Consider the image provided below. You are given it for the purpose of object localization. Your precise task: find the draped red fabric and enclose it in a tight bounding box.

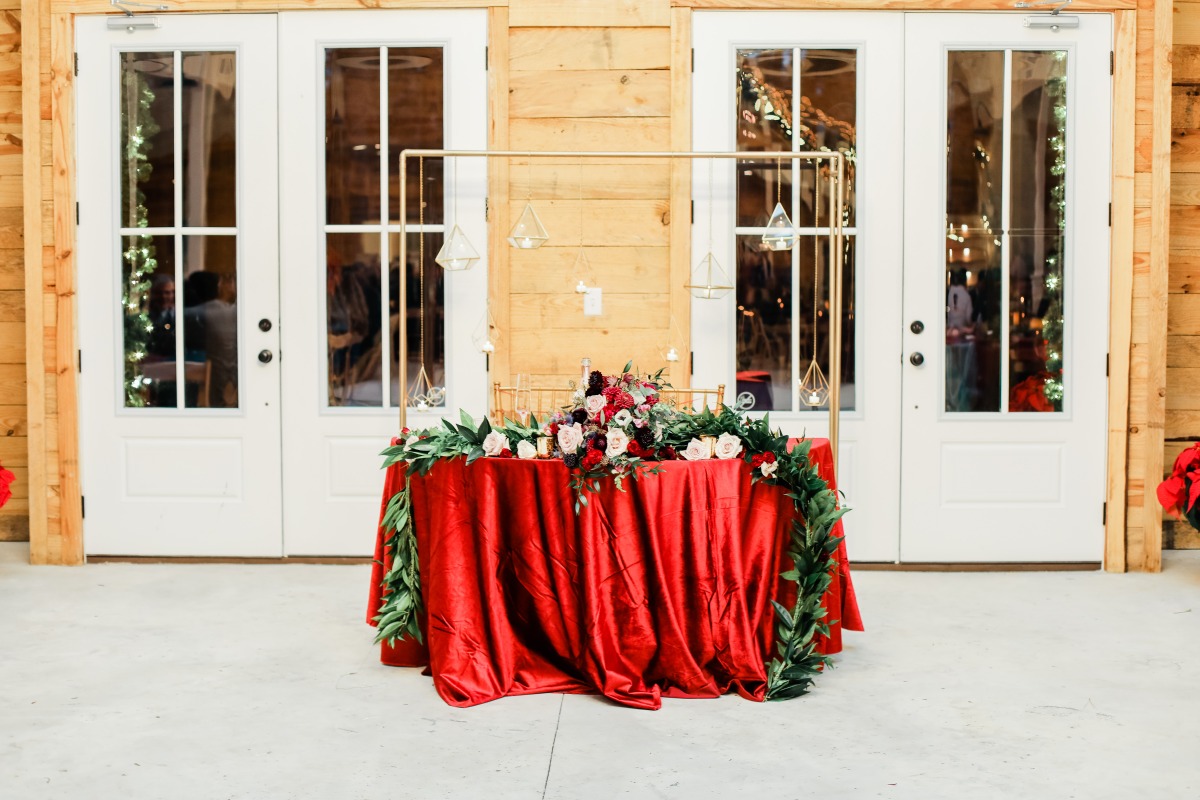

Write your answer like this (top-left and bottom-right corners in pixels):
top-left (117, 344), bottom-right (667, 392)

top-left (367, 439), bottom-right (862, 709)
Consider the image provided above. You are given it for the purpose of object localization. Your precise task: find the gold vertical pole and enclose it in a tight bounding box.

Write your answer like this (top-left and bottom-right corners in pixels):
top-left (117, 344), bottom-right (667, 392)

top-left (398, 152), bottom-right (408, 430)
top-left (828, 153), bottom-right (845, 474)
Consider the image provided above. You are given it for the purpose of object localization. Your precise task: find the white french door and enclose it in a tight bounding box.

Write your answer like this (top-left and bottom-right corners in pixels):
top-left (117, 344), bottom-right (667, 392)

top-left (77, 15), bottom-right (282, 556)
top-left (693, 12), bottom-right (1112, 562)
top-left (900, 14), bottom-right (1111, 562)
top-left (77, 11), bottom-right (487, 557)
top-left (692, 13), bottom-right (906, 562)
top-left (278, 11), bottom-right (487, 556)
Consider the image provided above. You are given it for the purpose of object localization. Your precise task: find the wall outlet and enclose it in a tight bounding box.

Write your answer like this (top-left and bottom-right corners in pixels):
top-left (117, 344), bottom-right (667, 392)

top-left (583, 287), bottom-right (603, 316)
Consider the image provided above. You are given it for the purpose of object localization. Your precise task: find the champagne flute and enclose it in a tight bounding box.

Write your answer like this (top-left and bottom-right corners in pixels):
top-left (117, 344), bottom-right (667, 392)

top-left (515, 373), bottom-right (532, 427)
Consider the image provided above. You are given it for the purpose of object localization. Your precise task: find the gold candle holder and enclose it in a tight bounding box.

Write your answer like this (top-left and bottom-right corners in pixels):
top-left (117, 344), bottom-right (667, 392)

top-left (700, 435), bottom-right (717, 459)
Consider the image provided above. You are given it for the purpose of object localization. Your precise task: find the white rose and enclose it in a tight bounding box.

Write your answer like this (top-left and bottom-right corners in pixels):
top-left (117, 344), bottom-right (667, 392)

top-left (681, 438), bottom-right (710, 461)
top-left (517, 439), bottom-right (537, 460)
top-left (613, 409), bottom-right (633, 426)
top-left (760, 460), bottom-right (778, 478)
top-left (557, 424), bottom-right (584, 454)
top-left (714, 432), bottom-right (743, 460)
top-left (585, 394), bottom-right (607, 418)
top-left (482, 431), bottom-right (508, 457)
top-left (606, 429), bottom-right (630, 459)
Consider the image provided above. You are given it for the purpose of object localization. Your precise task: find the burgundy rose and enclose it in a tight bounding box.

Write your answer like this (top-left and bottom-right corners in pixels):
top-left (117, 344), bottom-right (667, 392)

top-left (571, 408), bottom-right (588, 424)
top-left (592, 434), bottom-right (608, 452)
top-left (634, 426), bottom-right (654, 448)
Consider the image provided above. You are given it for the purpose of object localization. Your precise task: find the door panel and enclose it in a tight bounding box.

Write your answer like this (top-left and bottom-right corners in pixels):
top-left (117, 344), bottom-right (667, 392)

top-left (77, 15), bottom-right (282, 556)
top-left (278, 11), bottom-right (488, 556)
top-left (692, 12), bottom-right (905, 562)
top-left (899, 14), bottom-right (1111, 562)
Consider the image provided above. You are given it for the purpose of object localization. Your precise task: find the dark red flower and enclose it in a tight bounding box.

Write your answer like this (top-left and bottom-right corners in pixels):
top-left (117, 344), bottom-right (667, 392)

top-left (582, 448), bottom-right (604, 469)
top-left (749, 453), bottom-right (766, 469)
top-left (496, 448), bottom-right (514, 459)
top-left (661, 446), bottom-right (677, 460)
top-left (592, 434), bottom-right (608, 452)
top-left (614, 391), bottom-right (636, 410)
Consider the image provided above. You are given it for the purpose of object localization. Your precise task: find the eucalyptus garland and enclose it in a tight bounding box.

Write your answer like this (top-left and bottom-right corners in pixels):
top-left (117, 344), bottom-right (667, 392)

top-left (374, 407), bottom-right (847, 700)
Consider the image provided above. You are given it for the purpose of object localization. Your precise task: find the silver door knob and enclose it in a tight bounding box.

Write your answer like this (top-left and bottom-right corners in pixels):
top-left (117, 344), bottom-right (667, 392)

top-left (909, 352), bottom-right (925, 366)
top-left (258, 349), bottom-right (273, 364)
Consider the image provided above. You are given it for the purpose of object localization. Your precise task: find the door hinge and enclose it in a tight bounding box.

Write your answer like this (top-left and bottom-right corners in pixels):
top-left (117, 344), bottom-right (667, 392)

top-left (81, 495), bottom-right (85, 519)
top-left (689, 351), bottom-right (694, 374)
top-left (1110, 50), bottom-right (1114, 76)
top-left (690, 200), bottom-right (694, 224)
top-left (1102, 501), bottom-right (1107, 525)
top-left (1108, 202), bottom-right (1112, 227)
top-left (74, 52), bottom-right (78, 76)
top-left (691, 48), bottom-right (695, 72)
top-left (484, 46), bottom-right (488, 71)
top-left (77, 349), bottom-right (81, 373)
top-left (76, 202), bottom-right (80, 225)
top-left (484, 197), bottom-right (489, 222)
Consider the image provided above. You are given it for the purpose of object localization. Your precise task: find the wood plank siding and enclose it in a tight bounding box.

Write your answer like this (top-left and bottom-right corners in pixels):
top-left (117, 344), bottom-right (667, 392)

top-left (1, 0), bottom-right (1176, 568)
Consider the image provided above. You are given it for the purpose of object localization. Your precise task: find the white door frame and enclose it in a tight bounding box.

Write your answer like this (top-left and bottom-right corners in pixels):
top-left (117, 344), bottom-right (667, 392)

top-left (76, 14), bottom-right (283, 556)
top-left (692, 11), bottom-right (906, 561)
top-left (899, 13), bottom-right (1112, 562)
top-left (278, 10), bottom-right (488, 556)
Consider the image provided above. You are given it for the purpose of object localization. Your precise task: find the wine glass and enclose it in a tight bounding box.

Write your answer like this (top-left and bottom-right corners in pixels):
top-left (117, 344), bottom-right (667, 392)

top-left (514, 373), bottom-right (532, 427)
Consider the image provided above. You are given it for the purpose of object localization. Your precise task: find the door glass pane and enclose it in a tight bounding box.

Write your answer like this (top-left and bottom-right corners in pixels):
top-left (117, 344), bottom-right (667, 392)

top-left (327, 233), bottom-right (384, 407)
top-left (735, 235), bottom-right (791, 411)
top-left (795, 49), bottom-right (857, 228)
top-left (945, 51), bottom-right (1005, 413)
top-left (182, 236), bottom-right (239, 408)
top-left (395, 231), bottom-right (446, 407)
top-left (737, 50), bottom-right (792, 227)
top-left (181, 52), bottom-right (237, 227)
top-left (389, 48), bottom-right (443, 224)
top-left (325, 48), bottom-right (382, 225)
top-left (799, 234), bottom-right (855, 412)
top-left (119, 52), bottom-right (175, 229)
top-left (1008, 51), bottom-right (1067, 413)
top-left (122, 234), bottom-right (176, 408)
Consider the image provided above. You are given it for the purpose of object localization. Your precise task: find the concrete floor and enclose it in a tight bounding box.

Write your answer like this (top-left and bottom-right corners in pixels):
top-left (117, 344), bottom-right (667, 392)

top-left (2, 543), bottom-right (1199, 800)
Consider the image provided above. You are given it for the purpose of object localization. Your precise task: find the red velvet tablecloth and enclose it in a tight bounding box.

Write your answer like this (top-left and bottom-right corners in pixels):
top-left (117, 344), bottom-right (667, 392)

top-left (367, 438), bottom-right (862, 709)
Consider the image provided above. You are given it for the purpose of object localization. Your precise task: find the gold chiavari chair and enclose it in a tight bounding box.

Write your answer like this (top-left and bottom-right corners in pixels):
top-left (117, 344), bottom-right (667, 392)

top-left (491, 383), bottom-right (724, 424)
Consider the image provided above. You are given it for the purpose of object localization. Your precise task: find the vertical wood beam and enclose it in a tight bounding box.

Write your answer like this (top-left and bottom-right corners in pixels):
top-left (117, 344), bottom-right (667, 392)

top-left (488, 6), bottom-right (511, 391)
top-left (669, 6), bottom-right (692, 386)
top-left (49, 12), bottom-right (80, 565)
top-left (1106, 9), bottom-right (1135, 572)
top-left (1137, 0), bottom-right (1173, 571)
top-left (21, 0), bottom-right (47, 562)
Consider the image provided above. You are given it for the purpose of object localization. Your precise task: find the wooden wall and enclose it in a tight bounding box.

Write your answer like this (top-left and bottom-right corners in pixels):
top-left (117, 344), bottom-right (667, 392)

top-left (492, 0), bottom-right (688, 389)
top-left (10, 0), bottom-right (1175, 567)
top-left (1167, 0), bottom-right (1200, 549)
top-left (0, 1), bottom-right (25, 542)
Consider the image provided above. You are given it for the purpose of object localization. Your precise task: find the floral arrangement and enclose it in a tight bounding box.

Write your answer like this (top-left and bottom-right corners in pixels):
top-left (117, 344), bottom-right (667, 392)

top-left (1157, 443), bottom-right (1200, 532)
top-left (375, 365), bottom-right (848, 701)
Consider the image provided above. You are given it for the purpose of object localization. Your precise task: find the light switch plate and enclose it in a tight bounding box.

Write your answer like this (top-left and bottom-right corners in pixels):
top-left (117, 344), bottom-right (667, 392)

top-left (583, 287), bottom-right (603, 316)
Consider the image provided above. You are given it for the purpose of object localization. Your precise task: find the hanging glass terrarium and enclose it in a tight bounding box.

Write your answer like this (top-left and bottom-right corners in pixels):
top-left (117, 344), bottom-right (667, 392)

top-left (687, 159), bottom-right (733, 300)
top-left (435, 224), bottom-right (480, 271)
top-left (507, 202), bottom-right (549, 249)
top-left (761, 159), bottom-right (796, 251)
top-left (799, 160), bottom-right (827, 408)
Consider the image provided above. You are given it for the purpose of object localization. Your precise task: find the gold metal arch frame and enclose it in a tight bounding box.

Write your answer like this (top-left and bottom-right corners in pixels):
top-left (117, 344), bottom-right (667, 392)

top-left (397, 149), bottom-right (846, 467)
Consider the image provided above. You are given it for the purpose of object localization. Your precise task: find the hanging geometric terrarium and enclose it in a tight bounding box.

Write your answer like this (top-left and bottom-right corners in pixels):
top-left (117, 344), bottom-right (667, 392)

top-left (799, 358), bottom-right (830, 408)
top-left (572, 248), bottom-right (593, 294)
top-left (686, 252), bottom-right (733, 300)
top-left (408, 364), bottom-right (446, 411)
top-left (761, 201), bottom-right (797, 251)
top-left (435, 224), bottom-right (480, 270)
top-left (472, 306), bottom-right (501, 354)
top-left (507, 202), bottom-right (549, 249)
